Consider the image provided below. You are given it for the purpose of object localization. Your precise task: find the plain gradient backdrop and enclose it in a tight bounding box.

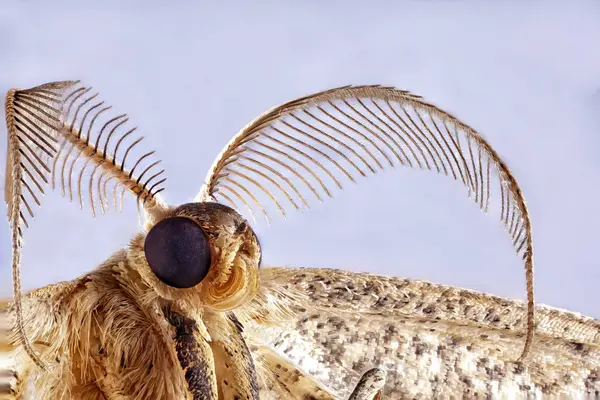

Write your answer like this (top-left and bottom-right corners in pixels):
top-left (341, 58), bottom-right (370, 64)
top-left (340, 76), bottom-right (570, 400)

top-left (1, 1), bottom-right (599, 319)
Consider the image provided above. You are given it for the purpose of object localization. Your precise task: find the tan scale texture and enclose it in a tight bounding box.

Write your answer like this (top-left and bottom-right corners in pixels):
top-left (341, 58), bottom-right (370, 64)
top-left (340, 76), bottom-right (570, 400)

top-left (241, 268), bottom-right (600, 398)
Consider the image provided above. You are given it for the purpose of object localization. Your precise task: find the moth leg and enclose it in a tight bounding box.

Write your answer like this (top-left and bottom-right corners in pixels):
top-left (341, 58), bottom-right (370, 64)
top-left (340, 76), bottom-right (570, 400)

top-left (205, 311), bottom-right (260, 400)
top-left (254, 344), bottom-right (386, 400)
top-left (347, 368), bottom-right (386, 400)
top-left (163, 307), bottom-right (219, 400)
top-left (251, 344), bottom-right (340, 399)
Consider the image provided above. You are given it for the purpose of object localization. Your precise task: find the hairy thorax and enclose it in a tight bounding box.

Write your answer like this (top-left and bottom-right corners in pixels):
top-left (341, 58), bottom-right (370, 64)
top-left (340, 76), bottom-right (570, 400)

top-left (12, 250), bottom-right (183, 399)
top-left (12, 242), bottom-right (258, 399)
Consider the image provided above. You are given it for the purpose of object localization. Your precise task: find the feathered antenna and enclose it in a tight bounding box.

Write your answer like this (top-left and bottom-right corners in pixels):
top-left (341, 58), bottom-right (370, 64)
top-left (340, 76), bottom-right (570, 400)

top-left (200, 85), bottom-right (535, 360)
top-left (4, 81), bottom-right (167, 369)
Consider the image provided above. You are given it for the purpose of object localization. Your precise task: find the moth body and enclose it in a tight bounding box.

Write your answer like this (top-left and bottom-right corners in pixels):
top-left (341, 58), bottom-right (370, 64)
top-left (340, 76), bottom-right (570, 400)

top-left (3, 80), bottom-right (599, 399)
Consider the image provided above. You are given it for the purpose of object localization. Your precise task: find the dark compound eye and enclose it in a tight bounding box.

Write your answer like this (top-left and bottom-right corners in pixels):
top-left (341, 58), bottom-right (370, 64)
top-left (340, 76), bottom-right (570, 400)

top-left (144, 217), bottom-right (211, 289)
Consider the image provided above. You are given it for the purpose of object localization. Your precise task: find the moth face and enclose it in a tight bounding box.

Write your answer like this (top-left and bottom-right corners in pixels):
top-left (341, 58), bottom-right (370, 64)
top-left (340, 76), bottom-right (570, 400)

top-left (131, 202), bottom-right (261, 311)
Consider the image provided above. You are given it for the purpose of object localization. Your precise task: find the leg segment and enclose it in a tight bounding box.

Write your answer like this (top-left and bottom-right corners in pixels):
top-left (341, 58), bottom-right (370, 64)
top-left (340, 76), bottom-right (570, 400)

top-left (347, 368), bottom-right (386, 400)
top-left (253, 344), bottom-right (386, 399)
top-left (206, 312), bottom-right (260, 400)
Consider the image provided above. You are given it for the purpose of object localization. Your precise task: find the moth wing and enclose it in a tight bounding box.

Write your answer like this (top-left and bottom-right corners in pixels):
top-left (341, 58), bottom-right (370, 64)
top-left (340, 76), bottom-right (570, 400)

top-left (237, 267), bottom-right (600, 399)
top-left (1, 280), bottom-right (80, 399)
top-left (1, 299), bottom-right (17, 399)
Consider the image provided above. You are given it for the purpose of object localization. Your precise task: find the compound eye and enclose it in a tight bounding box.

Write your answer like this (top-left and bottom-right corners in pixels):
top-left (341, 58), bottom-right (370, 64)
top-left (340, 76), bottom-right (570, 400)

top-left (144, 217), bottom-right (211, 288)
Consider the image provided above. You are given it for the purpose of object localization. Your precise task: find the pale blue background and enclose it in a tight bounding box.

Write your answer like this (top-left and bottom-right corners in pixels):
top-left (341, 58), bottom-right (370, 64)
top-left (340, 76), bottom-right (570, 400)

top-left (1, 1), bottom-right (599, 318)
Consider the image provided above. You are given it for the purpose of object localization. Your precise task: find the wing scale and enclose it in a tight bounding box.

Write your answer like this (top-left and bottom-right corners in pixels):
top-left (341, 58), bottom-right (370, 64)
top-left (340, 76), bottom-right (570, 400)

top-left (240, 267), bottom-right (600, 398)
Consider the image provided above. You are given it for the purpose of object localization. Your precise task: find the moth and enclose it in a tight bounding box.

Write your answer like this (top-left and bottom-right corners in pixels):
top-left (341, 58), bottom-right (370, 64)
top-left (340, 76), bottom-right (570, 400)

top-left (1, 81), bottom-right (599, 399)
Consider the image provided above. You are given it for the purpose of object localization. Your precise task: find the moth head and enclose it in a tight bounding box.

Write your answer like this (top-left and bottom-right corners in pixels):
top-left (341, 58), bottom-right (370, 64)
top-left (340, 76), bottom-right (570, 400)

top-left (131, 202), bottom-right (261, 311)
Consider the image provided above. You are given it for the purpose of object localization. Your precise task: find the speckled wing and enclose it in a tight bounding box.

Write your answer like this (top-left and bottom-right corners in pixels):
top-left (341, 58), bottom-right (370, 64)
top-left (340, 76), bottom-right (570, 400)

top-left (237, 267), bottom-right (600, 399)
top-left (198, 85), bottom-right (536, 360)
